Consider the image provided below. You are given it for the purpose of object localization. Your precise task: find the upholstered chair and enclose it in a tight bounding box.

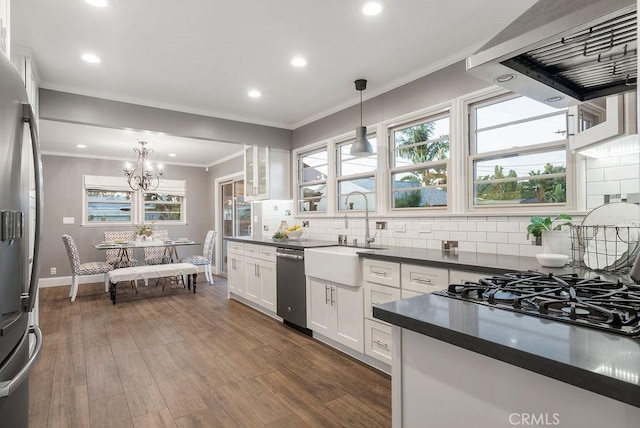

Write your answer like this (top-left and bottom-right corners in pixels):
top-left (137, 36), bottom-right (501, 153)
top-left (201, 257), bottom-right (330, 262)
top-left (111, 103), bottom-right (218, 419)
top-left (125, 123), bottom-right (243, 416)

top-left (180, 230), bottom-right (216, 283)
top-left (144, 229), bottom-right (170, 265)
top-left (62, 234), bottom-right (113, 302)
top-left (104, 230), bottom-right (139, 268)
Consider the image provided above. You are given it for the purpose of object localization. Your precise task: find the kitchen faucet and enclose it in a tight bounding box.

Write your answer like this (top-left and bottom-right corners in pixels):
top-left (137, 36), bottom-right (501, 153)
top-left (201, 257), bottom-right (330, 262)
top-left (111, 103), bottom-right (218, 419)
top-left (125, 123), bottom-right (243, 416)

top-left (344, 191), bottom-right (374, 248)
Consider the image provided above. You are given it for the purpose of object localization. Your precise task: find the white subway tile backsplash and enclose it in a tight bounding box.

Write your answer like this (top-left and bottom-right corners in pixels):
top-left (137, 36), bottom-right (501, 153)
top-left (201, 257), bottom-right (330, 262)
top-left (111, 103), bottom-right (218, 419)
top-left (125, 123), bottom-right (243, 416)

top-left (604, 165), bottom-right (640, 181)
top-left (621, 179), bottom-right (640, 194)
top-left (486, 232), bottom-right (509, 243)
top-left (458, 242), bottom-right (476, 253)
top-left (476, 242), bottom-right (497, 254)
top-left (586, 195), bottom-right (605, 209)
top-left (432, 231), bottom-right (450, 241)
top-left (508, 232), bottom-right (529, 245)
top-left (520, 244), bottom-right (541, 258)
top-left (497, 222), bottom-right (521, 233)
top-left (458, 222), bottom-right (477, 232)
top-left (586, 168), bottom-right (605, 182)
top-left (450, 231), bottom-right (468, 241)
top-left (497, 243), bottom-right (520, 255)
top-left (441, 221), bottom-right (459, 231)
top-left (586, 157), bottom-right (619, 168)
top-left (477, 222), bottom-right (497, 232)
top-left (467, 231), bottom-right (487, 242)
top-left (587, 180), bottom-right (620, 195)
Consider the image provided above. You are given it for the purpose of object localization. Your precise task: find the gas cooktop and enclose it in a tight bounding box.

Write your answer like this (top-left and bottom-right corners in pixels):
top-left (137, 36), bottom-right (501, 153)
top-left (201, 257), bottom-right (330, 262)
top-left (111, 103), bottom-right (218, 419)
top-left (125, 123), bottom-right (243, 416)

top-left (434, 271), bottom-right (640, 337)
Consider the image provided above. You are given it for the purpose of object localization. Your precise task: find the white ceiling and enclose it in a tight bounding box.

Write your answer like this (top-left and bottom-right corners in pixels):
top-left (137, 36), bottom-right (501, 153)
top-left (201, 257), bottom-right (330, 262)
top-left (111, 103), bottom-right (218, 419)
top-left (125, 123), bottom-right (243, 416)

top-left (12, 0), bottom-right (538, 166)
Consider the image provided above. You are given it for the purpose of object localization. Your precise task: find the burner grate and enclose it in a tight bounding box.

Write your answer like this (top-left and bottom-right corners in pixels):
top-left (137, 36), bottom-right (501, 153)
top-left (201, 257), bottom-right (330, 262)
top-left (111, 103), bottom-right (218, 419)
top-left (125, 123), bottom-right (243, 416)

top-left (437, 271), bottom-right (640, 337)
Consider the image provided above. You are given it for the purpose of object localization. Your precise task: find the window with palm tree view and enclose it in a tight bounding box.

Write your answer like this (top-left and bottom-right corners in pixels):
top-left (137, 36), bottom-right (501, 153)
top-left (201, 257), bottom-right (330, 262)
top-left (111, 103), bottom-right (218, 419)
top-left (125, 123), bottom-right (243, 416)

top-left (390, 114), bottom-right (450, 209)
top-left (470, 95), bottom-right (568, 207)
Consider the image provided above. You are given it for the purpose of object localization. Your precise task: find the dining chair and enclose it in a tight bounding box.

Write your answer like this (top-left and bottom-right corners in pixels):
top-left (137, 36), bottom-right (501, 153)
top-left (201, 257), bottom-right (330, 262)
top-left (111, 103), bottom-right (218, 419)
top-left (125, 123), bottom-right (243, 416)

top-left (62, 234), bottom-right (113, 302)
top-left (180, 230), bottom-right (216, 283)
top-left (104, 230), bottom-right (139, 268)
top-left (144, 229), bottom-right (169, 265)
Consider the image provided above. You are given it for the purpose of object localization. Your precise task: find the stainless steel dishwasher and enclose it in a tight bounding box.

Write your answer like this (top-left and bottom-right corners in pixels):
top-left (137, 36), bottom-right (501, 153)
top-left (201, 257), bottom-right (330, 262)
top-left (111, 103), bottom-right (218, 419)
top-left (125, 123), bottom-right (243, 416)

top-left (276, 247), bottom-right (312, 336)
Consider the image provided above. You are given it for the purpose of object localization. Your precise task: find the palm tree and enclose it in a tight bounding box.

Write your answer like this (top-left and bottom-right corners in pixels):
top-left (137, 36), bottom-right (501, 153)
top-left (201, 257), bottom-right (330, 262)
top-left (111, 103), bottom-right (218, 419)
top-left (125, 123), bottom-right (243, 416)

top-left (395, 123), bottom-right (449, 186)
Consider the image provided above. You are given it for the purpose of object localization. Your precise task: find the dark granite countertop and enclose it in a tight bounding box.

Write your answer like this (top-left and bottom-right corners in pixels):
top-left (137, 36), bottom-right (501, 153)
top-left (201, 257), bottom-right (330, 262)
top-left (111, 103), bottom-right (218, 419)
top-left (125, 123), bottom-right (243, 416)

top-left (374, 293), bottom-right (640, 408)
top-left (224, 236), bottom-right (340, 250)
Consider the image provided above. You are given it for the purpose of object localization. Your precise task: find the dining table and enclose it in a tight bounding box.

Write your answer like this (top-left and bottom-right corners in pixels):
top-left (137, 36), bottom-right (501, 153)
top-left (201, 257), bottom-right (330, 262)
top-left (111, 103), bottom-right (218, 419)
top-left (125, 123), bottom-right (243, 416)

top-left (94, 239), bottom-right (201, 266)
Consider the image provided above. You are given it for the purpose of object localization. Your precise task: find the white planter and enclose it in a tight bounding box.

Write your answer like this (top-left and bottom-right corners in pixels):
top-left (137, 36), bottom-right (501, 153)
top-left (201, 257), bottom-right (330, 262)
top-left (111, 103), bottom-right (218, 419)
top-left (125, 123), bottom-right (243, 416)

top-left (541, 229), bottom-right (572, 259)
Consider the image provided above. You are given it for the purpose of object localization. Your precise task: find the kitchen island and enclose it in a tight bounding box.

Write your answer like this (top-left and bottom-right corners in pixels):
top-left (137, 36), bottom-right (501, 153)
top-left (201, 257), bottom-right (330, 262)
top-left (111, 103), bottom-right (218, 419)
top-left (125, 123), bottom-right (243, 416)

top-left (374, 293), bottom-right (640, 427)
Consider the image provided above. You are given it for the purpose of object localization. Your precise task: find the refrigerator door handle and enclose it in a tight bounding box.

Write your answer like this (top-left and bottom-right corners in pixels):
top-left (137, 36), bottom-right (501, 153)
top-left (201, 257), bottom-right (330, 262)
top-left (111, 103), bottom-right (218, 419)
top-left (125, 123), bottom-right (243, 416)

top-left (0, 325), bottom-right (42, 398)
top-left (22, 104), bottom-right (43, 313)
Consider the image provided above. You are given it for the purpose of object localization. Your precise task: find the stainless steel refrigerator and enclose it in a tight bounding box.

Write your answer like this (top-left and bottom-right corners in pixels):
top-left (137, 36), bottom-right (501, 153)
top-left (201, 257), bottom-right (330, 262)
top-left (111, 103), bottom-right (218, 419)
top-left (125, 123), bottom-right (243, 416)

top-left (0, 51), bottom-right (43, 426)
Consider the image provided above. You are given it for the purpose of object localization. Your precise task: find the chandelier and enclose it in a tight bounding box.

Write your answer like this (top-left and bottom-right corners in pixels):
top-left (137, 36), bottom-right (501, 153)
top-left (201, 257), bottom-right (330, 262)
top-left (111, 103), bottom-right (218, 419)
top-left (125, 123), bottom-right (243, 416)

top-left (123, 141), bottom-right (164, 191)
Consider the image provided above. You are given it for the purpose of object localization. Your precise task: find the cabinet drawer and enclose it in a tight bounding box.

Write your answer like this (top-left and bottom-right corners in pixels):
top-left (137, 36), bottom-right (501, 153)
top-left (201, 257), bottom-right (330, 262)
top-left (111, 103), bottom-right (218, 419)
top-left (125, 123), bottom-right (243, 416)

top-left (364, 283), bottom-right (401, 321)
top-left (401, 289), bottom-right (424, 299)
top-left (363, 259), bottom-right (400, 288)
top-left (244, 244), bottom-right (276, 262)
top-left (401, 264), bottom-right (449, 294)
top-left (227, 241), bottom-right (244, 255)
top-left (364, 319), bottom-right (392, 364)
top-left (449, 269), bottom-right (493, 286)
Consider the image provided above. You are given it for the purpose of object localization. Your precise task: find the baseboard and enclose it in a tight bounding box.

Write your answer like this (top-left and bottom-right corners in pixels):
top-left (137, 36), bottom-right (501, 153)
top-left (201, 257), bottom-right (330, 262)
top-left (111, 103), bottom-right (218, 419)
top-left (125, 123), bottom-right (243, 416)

top-left (39, 274), bottom-right (105, 288)
top-left (38, 264), bottom-right (212, 288)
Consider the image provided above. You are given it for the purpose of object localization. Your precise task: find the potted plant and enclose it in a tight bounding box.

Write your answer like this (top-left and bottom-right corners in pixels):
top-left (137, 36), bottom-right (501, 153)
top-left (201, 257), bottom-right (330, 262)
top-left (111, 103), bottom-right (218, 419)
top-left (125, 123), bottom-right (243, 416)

top-left (137, 224), bottom-right (153, 240)
top-left (527, 214), bottom-right (573, 256)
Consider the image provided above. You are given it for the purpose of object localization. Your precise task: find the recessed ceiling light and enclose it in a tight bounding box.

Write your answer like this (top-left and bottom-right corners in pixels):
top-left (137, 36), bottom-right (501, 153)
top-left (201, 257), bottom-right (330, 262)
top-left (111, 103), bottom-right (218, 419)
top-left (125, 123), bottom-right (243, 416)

top-left (545, 96), bottom-right (564, 103)
top-left (494, 74), bottom-right (516, 83)
top-left (76, 144), bottom-right (87, 149)
top-left (168, 153), bottom-right (177, 157)
top-left (81, 53), bottom-right (101, 64)
top-left (248, 90), bottom-right (262, 98)
top-left (85, 0), bottom-right (112, 7)
top-left (362, 1), bottom-right (383, 16)
top-left (291, 57), bottom-right (307, 67)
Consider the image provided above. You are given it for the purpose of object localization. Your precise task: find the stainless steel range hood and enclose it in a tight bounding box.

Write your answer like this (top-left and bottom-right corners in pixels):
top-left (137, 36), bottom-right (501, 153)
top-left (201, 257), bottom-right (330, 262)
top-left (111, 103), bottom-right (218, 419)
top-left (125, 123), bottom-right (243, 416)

top-left (466, 0), bottom-right (637, 107)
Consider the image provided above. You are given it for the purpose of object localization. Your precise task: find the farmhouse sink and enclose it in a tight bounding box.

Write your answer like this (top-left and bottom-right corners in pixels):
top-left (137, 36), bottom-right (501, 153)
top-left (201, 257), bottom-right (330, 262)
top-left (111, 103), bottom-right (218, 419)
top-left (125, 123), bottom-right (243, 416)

top-left (304, 246), bottom-right (372, 287)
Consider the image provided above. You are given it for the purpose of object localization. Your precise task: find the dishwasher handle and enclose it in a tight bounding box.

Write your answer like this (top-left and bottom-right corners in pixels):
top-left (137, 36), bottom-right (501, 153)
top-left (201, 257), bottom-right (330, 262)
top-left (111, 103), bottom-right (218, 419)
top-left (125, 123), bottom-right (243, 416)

top-left (276, 251), bottom-right (304, 260)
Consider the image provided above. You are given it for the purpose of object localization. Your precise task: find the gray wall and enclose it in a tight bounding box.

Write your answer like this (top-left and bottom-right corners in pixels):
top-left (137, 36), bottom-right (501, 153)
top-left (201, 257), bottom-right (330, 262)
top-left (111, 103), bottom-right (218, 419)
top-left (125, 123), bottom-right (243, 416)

top-left (292, 60), bottom-right (490, 147)
top-left (43, 155), bottom-right (212, 278)
top-left (40, 89), bottom-right (294, 150)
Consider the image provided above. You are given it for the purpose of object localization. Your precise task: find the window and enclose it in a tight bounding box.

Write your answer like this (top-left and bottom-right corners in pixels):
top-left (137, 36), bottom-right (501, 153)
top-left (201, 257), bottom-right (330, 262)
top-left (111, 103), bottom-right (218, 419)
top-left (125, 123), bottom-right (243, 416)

top-left (86, 190), bottom-right (132, 224)
top-left (389, 114), bottom-right (450, 210)
top-left (143, 192), bottom-right (184, 222)
top-left (298, 148), bottom-right (328, 212)
top-left (83, 175), bottom-right (186, 226)
top-left (337, 135), bottom-right (377, 211)
top-left (469, 95), bottom-right (568, 207)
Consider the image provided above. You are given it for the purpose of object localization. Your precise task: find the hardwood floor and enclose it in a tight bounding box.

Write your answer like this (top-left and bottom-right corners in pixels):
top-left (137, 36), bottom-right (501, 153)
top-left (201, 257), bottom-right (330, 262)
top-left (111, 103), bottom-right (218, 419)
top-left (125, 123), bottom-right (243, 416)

top-left (29, 276), bottom-right (391, 427)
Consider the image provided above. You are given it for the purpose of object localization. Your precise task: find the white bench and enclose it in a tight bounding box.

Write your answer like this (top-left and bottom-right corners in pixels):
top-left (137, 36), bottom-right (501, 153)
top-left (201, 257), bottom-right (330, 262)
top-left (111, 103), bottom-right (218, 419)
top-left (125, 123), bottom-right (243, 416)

top-left (108, 263), bottom-right (198, 304)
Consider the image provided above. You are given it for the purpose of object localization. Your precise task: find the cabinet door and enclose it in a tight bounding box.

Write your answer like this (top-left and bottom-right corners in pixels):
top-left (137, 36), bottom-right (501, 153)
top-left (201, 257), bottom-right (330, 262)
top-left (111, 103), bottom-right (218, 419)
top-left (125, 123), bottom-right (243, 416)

top-left (364, 282), bottom-right (401, 321)
top-left (258, 260), bottom-right (276, 312)
top-left (228, 255), bottom-right (245, 296)
top-left (334, 285), bottom-right (364, 353)
top-left (364, 319), bottom-right (392, 364)
top-left (244, 259), bottom-right (260, 303)
top-left (256, 146), bottom-right (269, 198)
top-left (244, 146), bottom-right (256, 199)
top-left (307, 278), bottom-right (331, 335)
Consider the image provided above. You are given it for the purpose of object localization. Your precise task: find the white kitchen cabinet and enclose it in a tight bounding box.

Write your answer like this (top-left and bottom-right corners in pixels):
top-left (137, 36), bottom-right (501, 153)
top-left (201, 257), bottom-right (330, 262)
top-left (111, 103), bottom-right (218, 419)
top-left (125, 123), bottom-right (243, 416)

top-left (0, 0), bottom-right (9, 58)
top-left (307, 277), bottom-right (364, 353)
top-left (401, 264), bottom-right (449, 294)
top-left (364, 282), bottom-right (401, 321)
top-left (364, 319), bottom-right (392, 365)
top-left (227, 242), bottom-right (245, 297)
top-left (238, 243), bottom-right (277, 313)
top-left (244, 146), bottom-right (290, 201)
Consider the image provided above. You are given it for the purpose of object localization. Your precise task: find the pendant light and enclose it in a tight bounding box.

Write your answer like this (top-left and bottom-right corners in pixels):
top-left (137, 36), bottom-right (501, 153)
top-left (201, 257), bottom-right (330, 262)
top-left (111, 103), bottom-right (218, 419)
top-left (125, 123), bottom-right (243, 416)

top-left (350, 79), bottom-right (373, 157)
